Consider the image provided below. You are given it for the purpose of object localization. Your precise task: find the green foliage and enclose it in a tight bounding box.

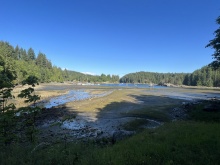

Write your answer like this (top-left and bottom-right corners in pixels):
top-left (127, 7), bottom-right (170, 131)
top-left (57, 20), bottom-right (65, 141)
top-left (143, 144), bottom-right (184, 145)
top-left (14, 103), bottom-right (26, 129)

top-left (18, 76), bottom-right (40, 104)
top-left (123, 118), bottom-right (148, 131)
top-left (0, 110), bottom-right (17, 145)
top-left (0, 41), bottom-right (120, 84)
top-left (0, 121), bottom-right (220, 165)
top-left (0, 50), bottom-right (16, 110)
top-left (0, 49), bottom-right (18, 145)
top-left (17, 106), bottom-right (41, 143)
top-left (21, 75), bottom-right (39, 86)
top-left (18, 87), bottom-right (40, 104)
top-left (27, 48), bottom-right (36, 61)
top-left (18, 76), bottom-right (41, 143)
top-left (206, 16), bottom-right (220, 69)
top-left (120, 66), bottom-right (220, 87)
top-left (120, 71), bottom-right (188, 85)
top-left (0, 74), bottom-right (42, 145)
top-left (188, 101), bottom-right (220, 122)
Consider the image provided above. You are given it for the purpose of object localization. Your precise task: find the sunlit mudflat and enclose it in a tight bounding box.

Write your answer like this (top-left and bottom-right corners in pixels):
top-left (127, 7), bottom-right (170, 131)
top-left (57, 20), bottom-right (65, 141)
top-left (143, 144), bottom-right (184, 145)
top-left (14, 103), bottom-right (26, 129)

top-left (24, 83), bottom-right (220, 142)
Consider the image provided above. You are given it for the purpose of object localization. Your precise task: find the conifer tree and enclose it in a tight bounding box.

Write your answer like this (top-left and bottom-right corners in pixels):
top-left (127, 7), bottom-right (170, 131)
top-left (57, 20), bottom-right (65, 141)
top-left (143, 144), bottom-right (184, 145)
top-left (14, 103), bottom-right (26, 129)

top-left (206, 16), bottom-right (220, 69)
top-left (27, 48), bottom-right (36, 61)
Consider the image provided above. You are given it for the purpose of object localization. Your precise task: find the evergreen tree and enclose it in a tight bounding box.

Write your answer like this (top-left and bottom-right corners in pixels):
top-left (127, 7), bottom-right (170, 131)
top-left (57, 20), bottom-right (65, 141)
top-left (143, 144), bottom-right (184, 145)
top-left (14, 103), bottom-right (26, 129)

top-left (206, 16), bottom-right (220, 69)
top-left (36, 52), bottom-right (46, 67)
top-left (0, 53), bottom-right (17, 145)
top-left (27, 48), bottom-right (36, 61)
top-left (14, 45), bottom-right (20, 60)
top-left (0, 41), bottom-right (16, 60)
top-left (20, 48), bottom-right (28, 61)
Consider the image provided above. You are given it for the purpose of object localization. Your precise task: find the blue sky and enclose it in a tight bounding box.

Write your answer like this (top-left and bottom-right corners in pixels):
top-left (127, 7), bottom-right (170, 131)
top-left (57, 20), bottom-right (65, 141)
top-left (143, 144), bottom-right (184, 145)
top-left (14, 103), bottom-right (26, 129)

top-left (1, 0), bottom-right (220, 77)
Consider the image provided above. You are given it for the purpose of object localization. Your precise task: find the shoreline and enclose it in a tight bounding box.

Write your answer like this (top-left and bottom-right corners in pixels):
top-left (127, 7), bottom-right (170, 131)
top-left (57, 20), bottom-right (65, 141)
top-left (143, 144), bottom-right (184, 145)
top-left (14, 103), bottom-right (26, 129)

top-left (11, 82), bottom-right (220, 109)
top-left (41, 82), bottom-right (220, 90)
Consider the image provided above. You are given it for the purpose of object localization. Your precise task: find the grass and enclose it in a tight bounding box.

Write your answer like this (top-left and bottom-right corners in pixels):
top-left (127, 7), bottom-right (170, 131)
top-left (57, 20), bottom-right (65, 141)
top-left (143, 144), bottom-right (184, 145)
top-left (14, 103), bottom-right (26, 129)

top-left (80, 122), bottom-right (220, 165)
top-left (2, 121), bottom-right (219, 165)
top-left (122, 118), bottom-right (148, 131)
top-left (126, 105), bottom-right (173, 122)
top-left (188, 100), bottom-right (220, 122)
top-left (66, 89), bottom-right (142, 112)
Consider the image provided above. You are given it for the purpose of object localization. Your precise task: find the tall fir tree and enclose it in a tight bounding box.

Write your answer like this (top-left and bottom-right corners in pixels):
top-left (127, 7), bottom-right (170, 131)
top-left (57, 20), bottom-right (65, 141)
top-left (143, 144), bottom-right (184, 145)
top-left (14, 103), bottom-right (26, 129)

top-left (27, 48), bottom-right (36, 61)
top-left (206, 16), bottom-right (220, 69)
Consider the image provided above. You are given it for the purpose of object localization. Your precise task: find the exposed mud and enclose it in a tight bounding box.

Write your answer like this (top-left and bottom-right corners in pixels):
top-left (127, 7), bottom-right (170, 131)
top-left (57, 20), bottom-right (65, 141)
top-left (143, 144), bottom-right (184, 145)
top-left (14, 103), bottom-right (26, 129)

top-left (15, 83), bottom-right (220, 144)
top-left (37, 90), bottom-right (113, 108)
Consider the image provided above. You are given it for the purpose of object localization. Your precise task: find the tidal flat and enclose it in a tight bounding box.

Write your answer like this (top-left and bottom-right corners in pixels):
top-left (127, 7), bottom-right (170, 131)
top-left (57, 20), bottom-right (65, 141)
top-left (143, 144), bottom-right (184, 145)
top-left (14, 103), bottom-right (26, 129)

top-left (12, 83), bottom-right (220, 143)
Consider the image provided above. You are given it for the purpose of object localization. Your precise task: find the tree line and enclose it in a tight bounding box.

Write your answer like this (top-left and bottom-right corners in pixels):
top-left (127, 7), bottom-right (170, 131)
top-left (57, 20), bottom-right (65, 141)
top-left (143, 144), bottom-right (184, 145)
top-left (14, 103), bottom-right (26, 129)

top-left (2, 40), bottom-right (219, 87)
top-left (120, 66), bottom-right (220, 87)
top-left (0, 41), bottom-right (119, 84)
top-left (120, 72), bottom-right (187, 85)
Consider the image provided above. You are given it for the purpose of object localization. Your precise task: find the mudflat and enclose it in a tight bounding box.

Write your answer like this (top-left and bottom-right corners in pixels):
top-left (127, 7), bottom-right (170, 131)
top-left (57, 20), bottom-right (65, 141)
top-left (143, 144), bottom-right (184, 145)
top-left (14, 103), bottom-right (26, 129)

top-left (12, 83), bottom-right (220, 143)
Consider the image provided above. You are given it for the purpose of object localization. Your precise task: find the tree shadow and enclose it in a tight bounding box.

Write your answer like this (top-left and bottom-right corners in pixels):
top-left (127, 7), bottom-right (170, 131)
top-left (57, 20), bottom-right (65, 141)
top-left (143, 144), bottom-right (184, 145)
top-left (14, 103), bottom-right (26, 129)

top-left (35, 93), bottom-right (184, 143)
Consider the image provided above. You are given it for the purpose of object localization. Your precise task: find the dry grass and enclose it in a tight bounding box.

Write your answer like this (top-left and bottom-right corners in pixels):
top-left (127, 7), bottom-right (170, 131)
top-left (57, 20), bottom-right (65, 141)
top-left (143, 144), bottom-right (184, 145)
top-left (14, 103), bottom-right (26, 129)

top-left (65, 89), bottom-right (143, 112)
top-left (11, 85), bottom-right (69, 108)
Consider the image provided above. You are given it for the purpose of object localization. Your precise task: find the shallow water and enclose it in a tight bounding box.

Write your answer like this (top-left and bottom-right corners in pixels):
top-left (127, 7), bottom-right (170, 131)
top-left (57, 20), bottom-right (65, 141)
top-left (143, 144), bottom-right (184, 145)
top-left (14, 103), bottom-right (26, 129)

top-left (100, 83), bottom-right (167, 89)
top-left (165, 90), bottom-right (220, 101)
top-left (40, 90), bottom-right (113, 108)
top-left (39, 86), bottom-right (220, 109)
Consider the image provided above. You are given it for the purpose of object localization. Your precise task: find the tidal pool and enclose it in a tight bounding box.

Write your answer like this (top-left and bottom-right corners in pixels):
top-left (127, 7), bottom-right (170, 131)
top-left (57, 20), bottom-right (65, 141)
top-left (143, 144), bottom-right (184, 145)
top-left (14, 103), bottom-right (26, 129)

top-left (40, 90), bottom-right (113, 108)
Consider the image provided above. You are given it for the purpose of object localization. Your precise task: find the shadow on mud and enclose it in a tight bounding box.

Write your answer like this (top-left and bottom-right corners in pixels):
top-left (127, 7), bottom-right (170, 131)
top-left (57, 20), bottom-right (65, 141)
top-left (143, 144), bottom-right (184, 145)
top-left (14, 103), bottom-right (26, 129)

top-left (36, 94), bottom-right (185, 143)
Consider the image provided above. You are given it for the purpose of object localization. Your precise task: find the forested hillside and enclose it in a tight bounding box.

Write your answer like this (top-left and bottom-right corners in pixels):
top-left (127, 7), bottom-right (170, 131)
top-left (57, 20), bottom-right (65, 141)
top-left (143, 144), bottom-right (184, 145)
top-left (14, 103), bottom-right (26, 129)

top-left (120, 72), bottom-right (187, 85)
top-left (1, 41), bottom-right (219, 87)
top-left (120, 66), bottom-right (220, 87)
top-left (0, 41), bottom-right (119, 84)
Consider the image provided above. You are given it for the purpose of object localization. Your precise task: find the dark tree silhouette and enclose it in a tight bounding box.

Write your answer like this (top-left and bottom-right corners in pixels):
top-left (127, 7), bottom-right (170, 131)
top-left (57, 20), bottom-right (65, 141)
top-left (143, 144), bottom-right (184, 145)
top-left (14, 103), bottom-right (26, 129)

top-left (206, 16), bottom-right (220, 69)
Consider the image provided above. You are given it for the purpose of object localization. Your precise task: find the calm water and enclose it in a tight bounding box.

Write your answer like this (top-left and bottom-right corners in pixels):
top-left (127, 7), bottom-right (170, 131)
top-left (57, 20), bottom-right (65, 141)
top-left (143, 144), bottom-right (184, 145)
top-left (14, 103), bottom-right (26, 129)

top-left (100, 83), bottom-right (168, 89)
top-left (42, 90), bottom-right (90, 108)
top-left (41, 90), bottom-right (113, 108)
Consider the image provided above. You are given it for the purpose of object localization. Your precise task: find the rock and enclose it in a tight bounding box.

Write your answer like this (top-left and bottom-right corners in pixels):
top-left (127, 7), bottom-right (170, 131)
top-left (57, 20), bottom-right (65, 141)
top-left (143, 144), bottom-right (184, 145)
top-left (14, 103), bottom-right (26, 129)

top-left (170, 106), bottom-right (188, 120)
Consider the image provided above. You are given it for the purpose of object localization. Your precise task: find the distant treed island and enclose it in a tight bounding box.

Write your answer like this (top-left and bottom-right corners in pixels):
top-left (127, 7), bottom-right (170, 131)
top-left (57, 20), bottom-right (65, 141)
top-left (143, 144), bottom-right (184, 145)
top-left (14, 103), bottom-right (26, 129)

top-left (0, 41), bottom-right (219, 87)
top-left (120, 67), bottom-right (219, 87)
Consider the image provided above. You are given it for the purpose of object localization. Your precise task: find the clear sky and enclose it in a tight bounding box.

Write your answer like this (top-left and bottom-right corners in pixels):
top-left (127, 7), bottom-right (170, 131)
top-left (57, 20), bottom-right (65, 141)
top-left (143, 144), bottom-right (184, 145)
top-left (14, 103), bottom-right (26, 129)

top-left (1, 0), bottom-right (220, 77)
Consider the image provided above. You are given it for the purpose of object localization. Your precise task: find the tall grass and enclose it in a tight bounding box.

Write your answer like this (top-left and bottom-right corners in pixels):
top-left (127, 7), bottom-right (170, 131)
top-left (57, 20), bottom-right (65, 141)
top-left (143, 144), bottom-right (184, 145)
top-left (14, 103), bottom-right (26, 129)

top-left (80, 122), bottom-right (220, 165)
top-left (1, 121), bottom-right (219, 165)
